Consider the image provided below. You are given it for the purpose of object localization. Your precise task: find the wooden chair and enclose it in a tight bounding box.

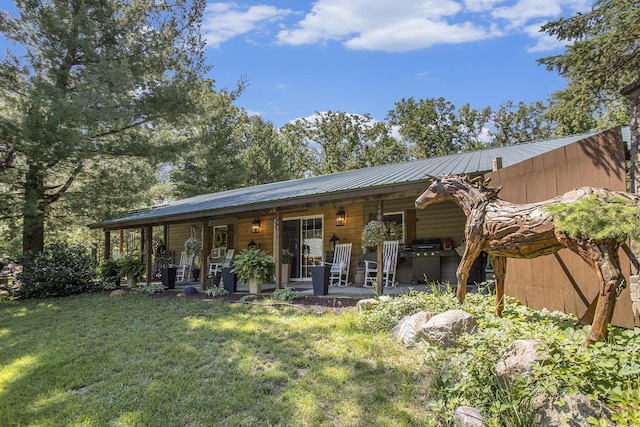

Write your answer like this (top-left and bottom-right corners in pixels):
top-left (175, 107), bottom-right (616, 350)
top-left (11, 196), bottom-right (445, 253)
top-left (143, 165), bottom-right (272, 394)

top-left (172, 252), bottom-right (193, 282)
top-left (364, 240), bottom-right (399, 288)
top-left (326, 243), bottom-right (352, 287)
top-left (208, 249), bottom-right (235, 278)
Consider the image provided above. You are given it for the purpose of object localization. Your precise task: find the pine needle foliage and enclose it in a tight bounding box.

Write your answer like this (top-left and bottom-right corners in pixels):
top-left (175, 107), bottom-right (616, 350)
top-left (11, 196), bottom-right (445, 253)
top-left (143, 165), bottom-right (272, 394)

top-left (545, 194), bottom-right (640, 241)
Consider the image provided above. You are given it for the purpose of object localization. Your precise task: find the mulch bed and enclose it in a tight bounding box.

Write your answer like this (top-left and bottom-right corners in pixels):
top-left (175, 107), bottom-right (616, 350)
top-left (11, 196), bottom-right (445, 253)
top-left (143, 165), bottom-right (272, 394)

top-left (147, 289), bottom-right (360, 314)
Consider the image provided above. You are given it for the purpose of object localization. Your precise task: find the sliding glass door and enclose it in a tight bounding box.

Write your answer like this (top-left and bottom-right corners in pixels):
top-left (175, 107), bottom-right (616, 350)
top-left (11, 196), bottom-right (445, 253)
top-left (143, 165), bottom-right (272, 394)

top-left (283, 216), bottom-right (323, 280)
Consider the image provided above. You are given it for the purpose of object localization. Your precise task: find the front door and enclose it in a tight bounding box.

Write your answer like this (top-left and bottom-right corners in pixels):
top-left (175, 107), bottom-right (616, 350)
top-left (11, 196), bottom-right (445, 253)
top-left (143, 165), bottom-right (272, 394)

top-left (283, 216), bottom-right (323, 280)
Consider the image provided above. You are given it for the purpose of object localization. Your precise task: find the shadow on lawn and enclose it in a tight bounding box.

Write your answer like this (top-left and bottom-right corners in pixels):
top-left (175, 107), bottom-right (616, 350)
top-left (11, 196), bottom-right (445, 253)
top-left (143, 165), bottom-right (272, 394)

top-left (0, 293), bottom-right (433, 426)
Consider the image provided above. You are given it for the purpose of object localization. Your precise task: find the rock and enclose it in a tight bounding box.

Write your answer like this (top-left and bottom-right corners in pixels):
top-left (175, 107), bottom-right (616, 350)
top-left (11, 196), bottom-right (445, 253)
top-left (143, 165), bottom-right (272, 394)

top-left (495, 339), bottom-right (546, 389)
top-left (356, 298), bottom-right (379, 312)
top-left (109, 289), bottom-right (126, 297)
top-left (534, 392), bottom-right (613, 426)
top-left (454, 406), bottom-right (485, 427)
top-left (183, 286), bottom-right (198, 295)
top-left (416, 309), bottom-right (478, 348)
top-left (391, 311), bottom-right (437, 347)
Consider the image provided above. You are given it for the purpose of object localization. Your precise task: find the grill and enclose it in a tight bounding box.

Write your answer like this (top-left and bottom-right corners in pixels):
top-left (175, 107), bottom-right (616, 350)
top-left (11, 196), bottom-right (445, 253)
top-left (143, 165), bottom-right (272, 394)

top-left (411, 240), bottom-right (441, 283)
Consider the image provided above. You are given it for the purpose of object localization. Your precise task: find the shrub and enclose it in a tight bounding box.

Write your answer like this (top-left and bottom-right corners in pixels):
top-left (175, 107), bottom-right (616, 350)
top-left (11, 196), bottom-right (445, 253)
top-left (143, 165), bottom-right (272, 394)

top-left (130, 283), bottom-right (166, 295)
top-left (97, 259), bottom-right (121, 290)
top-left (272, 287), bottom-right (299, 302)
top-left (205, 286), bottom-right (228, 298)
top-left (17, 242), bottom-right (99, 298)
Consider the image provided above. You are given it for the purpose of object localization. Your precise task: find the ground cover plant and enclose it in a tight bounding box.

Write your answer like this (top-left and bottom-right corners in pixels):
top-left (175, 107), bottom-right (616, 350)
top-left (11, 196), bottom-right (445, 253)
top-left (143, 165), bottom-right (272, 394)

top-left (1, 290), bottom-right (638, 426)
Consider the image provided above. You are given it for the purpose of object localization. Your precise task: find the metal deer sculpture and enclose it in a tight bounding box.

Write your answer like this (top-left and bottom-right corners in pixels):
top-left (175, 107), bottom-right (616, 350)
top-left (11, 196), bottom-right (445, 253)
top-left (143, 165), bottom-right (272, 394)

top-left (415, 174), bottom-right (635, 346)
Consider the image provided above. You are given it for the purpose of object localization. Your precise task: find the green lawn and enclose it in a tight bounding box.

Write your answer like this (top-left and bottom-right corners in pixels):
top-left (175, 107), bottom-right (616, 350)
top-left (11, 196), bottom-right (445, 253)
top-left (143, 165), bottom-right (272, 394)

top-left (0, 294), bottom-right (433, 426)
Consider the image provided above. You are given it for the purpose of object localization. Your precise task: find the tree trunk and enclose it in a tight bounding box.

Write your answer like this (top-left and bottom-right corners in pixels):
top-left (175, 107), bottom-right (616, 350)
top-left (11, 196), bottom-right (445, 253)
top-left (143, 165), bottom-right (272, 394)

top-left (22, 164), bottom-right (46, 256)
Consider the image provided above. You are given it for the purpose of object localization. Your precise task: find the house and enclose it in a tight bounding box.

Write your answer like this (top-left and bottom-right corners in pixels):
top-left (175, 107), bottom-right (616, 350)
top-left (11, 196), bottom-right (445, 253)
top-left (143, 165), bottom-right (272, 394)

top-left (90, 126), bottom-right (638, 328)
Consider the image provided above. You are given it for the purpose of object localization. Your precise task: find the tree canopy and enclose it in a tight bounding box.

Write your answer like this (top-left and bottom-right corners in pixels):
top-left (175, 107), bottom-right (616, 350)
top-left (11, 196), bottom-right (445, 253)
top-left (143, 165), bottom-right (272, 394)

top-left (0, 0), bottom-right (208, 255)
top-left (538, 0), bottom-right (639, 134)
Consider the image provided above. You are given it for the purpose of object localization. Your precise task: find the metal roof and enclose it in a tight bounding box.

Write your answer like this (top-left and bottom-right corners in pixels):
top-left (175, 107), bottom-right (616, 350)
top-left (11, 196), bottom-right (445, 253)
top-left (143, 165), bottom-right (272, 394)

top-left (92, 128), bottom-right (623, 228)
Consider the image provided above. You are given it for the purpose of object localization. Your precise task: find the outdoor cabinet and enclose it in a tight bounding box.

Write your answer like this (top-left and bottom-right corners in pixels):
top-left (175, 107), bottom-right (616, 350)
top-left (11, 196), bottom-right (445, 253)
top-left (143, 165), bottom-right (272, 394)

top-left (311, 265), bottom-right (330, 296)
top-left (221, 267), bottom-right (237, 293)
top-left (161, 267), bottom-right (177, 289)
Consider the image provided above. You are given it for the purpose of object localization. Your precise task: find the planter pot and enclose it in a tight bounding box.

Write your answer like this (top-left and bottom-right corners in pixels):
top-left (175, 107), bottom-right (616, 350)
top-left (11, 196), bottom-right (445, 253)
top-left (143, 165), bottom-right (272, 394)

top-left (248, 277), bottom-right (262, 294)
top-left (311, 265), bottom-right (330, 296)
top-left (282, 263), bottom-right (291, 284)
top-left (221, 267), bottom-right (237, 293)
top-left (161, 267), bottom-right (177, 289)
top-left (192, 268), bottom-right (201, 281)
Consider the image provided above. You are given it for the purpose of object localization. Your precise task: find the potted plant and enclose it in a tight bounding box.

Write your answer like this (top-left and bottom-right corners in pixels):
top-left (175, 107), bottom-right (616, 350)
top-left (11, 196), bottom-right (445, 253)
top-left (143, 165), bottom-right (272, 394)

top-left (184, 236), bottom-right (202, 281)
top-left (97, 259), bottom-right (121, 289)
top-left (361, 220), bottom-right (390, 295)
top-left (231, 249), bottom-right (275, 294)
top-left (281, 251), bottom-right (292, 284)
top-left (118, 255), bottom-right (145, 287)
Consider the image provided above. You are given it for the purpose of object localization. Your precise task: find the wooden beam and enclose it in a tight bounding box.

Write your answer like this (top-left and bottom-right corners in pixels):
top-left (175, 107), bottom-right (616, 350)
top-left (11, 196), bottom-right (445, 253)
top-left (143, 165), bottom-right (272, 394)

top-left (145, 226), bottom-right (152, 285)
top-left (104, 230), bottom-right (111, 261)
top-left (275, 212), bottom-right (282, 289)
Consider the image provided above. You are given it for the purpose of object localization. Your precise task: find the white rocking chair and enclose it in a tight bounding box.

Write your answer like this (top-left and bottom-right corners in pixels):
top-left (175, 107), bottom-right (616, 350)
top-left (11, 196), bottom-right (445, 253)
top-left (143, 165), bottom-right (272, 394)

top-left (364, 240), bottom-right (399, 288)
top-left (172, 252), bottom-right (194, 282)
top-left (326, 243), bottom-right (352, 287)
top-left (208, 249), bottom-right (235, 278)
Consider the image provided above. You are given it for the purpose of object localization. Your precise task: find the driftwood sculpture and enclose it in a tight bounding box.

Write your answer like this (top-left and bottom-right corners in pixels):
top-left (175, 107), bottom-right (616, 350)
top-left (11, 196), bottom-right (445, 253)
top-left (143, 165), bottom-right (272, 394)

top-left (415, 175), bottom-right (634, 346)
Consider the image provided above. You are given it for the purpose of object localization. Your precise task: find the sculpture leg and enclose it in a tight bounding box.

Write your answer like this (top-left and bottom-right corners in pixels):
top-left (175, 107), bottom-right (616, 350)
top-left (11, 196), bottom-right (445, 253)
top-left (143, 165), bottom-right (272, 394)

top-left (576, 295), bottom-right (598, 326)
top-left (584, 243), bottom-right (625, 346)
top-left (456, 243), bottom-right (483, 304)
top-left (493, 255), bottom-right (507, 317)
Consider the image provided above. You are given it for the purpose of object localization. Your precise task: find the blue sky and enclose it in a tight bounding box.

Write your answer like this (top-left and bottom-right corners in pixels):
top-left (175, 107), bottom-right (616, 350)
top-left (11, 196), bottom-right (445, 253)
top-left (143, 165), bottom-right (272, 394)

top-left (1, 0), bottom-right (591, 128)
top-left (203, 0), bottom-right (590, 127)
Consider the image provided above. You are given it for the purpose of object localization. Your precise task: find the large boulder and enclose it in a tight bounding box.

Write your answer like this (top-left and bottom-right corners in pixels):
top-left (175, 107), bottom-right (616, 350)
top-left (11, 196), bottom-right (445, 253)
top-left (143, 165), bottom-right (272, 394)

top-left (416, 309), bottom-right (478, 348)
top-left (391, 311), bottom-right (437, 347)
top-left (495, 339), bottom-right (546, 389)
top-left (534, 392), bottom-right (613, 426)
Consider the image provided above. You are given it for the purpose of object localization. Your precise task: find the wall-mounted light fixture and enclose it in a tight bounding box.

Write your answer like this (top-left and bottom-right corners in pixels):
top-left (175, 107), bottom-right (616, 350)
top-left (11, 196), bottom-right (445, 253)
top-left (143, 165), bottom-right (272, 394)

top-left (335, 207), bottom-right (346, 226)
top-left (251, 217), bottom-right (261, 233)
top-left (248, 239), bottom-right (258, 250)
top-left (329, 233), bottom-right (340, 251)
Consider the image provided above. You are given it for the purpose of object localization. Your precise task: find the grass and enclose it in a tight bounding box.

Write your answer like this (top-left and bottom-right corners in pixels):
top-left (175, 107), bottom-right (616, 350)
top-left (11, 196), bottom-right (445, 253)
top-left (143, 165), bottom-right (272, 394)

top-left (2, 290), bottom-right (639, 426)
top-left (0, 293), bottom-right (433, 426)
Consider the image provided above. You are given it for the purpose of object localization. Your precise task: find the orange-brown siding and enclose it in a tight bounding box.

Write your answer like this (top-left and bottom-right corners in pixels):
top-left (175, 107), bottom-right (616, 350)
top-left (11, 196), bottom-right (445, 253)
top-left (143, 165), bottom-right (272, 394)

top-left (486, 128), bottom-right (637, 328)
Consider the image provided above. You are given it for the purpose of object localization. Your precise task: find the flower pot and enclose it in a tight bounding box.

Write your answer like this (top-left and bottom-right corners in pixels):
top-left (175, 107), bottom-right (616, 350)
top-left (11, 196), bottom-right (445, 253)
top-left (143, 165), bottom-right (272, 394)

top-left (221, 267), bottom-right (237, 293)
top-left (248, 277), bottom-right (262, 294)
top-left (161, 267), bottom-right (177, 289)
top-left (192, 268), bottom-right (201, 281)
top-left (311, 265), bottom-right (330, 296)
top-left (282, 263), bottom-right (291, 284)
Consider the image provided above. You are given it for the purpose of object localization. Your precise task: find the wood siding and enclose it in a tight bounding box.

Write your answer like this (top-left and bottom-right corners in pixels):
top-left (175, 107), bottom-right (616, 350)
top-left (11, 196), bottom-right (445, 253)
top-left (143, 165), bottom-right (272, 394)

top-left (485, 128), bottom-right (637, 328)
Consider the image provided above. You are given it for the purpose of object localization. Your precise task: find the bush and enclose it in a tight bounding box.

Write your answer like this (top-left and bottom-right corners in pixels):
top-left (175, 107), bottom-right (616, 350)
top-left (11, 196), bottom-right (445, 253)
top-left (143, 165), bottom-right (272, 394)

top-left (130, 283), bottom-right (166, 295)
top-left (97, 259), bottom-right (121, 290)
top-left (205, 286), bottom-right (228, 298)
top-left (17, 242), bottom-right (99, 298)
top-left (272, 287), bottom-right (299, 302)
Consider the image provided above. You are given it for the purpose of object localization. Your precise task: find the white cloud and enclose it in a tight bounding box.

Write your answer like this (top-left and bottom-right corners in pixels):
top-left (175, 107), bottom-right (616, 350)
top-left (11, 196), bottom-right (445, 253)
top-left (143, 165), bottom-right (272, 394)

top-left (203, 0), bottom-right (592, 53)
top-left (203, 2), bottom-right (293, 48)
top-left (276, 0), bottom-right (495, 50)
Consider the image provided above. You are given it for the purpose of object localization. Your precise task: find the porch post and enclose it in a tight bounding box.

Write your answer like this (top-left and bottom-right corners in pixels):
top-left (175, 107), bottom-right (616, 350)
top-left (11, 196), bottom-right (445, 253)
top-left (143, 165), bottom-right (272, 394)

top-left (201, 221), bottom-right (211, 290)
top-left (376, 201), bottom-right (384, 296)
top-left (104, 230), bottom-right (111, 261)
top-left (145, 225), bottom-right (152, 285)
top-left (275, 212), bottom-right (282, 289)
top-left (119, 230), bottom-right (124, 256)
